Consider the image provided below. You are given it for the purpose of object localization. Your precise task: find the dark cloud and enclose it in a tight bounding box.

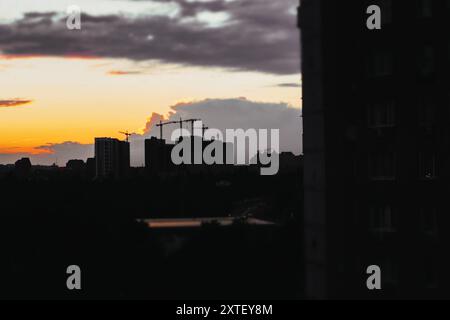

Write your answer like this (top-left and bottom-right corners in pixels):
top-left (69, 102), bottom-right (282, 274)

top-left (0, 0), bottom-right (300, 75)
top-left (146, 0), bottom-right (228, 17)
top-left (0, 99), bottom-right (33, 108)
top-left (276, 82), bottom-right (301, 88)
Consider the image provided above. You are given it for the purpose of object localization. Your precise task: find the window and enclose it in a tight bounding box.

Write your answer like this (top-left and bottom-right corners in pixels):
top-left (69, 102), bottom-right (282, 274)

top-left (425, 258), bottom-right (438, 289)
top-left (380, 0), bottom-right (393, 25)
top-left (367, 51), bottom-right (393, 77)
top-left (419, 152), bottom-right (438, 179)
top-left (417, 0), bottom-right (433, 18)
top-left (369, 152), bottom-right (396, 180)
top-left (382, 259), bottom-right (399, 286)
top-left (418, 46), bottom-right (435, 76)
top-left (368, 101), bottom-right (396, 128)
top-left (420, 207), bottom-right (438, 237)
top-left (448, 43), bottom-right (450, 62)
top-left (418, 96), bottom-right (435, 127)
top-left (369, 205), bottom-right (396, 234)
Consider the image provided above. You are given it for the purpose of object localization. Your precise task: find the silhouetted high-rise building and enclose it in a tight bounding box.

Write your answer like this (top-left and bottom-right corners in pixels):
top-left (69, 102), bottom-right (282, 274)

top-left (300, 0), bottom-right (450, 299)
top-left (145, 137), bottom-right (174, 174)
top-left (95, 138), bottom-right (130, 179)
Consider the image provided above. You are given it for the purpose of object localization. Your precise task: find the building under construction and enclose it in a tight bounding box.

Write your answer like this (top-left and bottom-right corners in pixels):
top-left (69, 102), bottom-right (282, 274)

top-left (145, 137), bottom-right (175, 174)
top-left (145, 119), bottom-right (232, 174)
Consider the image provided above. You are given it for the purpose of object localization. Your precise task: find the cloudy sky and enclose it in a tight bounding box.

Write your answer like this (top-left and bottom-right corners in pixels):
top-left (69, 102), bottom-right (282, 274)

top-left (0, 0), bottom-right (301, 166)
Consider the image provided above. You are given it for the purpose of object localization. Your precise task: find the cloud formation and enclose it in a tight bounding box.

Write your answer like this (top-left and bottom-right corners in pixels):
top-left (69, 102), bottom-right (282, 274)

top-left (0, 99), bottom-right (33, 108)
top-left (143, 97), bottom-right (302, 152)
top-left (0, 0), bottom-right (300, 75)
top-left (35, 141), bottom-right (94, 162)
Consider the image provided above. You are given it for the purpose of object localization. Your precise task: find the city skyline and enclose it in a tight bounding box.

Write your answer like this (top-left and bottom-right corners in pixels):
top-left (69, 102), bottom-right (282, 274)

top-left (0, 0), bottom-right (302, 166)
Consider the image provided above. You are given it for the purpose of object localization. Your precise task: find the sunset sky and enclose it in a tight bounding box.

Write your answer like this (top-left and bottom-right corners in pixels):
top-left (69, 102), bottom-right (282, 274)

top-left (0, 0), bottom-right (301, 166)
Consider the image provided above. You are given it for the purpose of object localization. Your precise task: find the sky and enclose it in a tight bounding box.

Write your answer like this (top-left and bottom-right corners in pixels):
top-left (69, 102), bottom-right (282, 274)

top-left (0, 0), bottom-right (302, 166)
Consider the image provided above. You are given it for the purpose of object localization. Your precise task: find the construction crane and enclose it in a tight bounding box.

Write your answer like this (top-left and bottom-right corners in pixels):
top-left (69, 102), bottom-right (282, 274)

top-left (155, 118), bottom-right (203, 140)
top-left (202, 125), bottom-right (208, 141)
top-left (195, 124), bottom-right (209, 141)
top-left (156, 120), bottom-right (180, 140)
top-left (181, 119), bottom-right (201, 137)
top-left (119, 131), bottom-right (132, 142)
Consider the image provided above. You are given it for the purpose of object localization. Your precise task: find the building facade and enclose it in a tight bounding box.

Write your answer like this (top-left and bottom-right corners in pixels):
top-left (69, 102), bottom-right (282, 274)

top-left (300, 0), bottom-right (450, 299)
top-left (145, 137), bottom-right (174, 174)
top-left (95, 138), bottom-right (130, 179)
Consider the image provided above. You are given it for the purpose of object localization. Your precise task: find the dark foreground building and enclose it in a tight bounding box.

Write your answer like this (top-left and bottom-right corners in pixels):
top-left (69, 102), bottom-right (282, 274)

top-left (300, 0), bottom-right (450, 299)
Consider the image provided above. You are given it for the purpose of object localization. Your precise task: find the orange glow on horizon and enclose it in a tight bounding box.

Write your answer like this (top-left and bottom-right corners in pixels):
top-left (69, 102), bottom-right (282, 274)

top-left (0, 146), bottom-right (53, 155)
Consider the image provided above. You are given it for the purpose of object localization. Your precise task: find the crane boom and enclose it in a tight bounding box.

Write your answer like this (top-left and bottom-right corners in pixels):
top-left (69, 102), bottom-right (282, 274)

top-left (181, 119), bottom-right (201, 136)
top-left (155, 118), bottom-right (203, 140)
top-left (156, 120), bottom-right (180, 140)
top-left (119, 131), bottom-right (132, 142)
